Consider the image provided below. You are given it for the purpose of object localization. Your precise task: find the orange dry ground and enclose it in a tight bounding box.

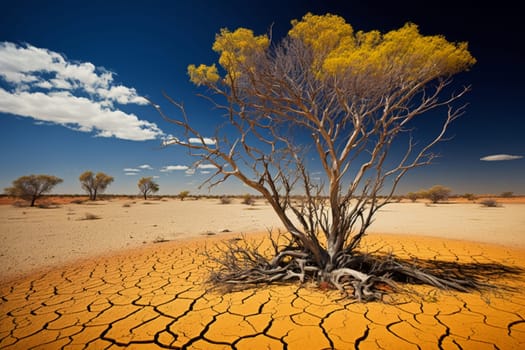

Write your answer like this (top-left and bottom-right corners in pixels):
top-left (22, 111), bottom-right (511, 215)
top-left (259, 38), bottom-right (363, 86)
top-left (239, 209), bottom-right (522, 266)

top-left (1, 234), bottom-right (524, 349)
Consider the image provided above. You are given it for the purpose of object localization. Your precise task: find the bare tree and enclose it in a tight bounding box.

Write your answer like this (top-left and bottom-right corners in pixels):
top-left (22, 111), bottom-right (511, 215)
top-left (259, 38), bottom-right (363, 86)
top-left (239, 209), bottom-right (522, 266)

top-left (4, 174), bottom-right (62, 207)
top-left (153, 14), bottom-right (478, 300)
top-left (138, 177), bottom-right (159, 200)
top-left (79, 171), bottom-right (114, 200)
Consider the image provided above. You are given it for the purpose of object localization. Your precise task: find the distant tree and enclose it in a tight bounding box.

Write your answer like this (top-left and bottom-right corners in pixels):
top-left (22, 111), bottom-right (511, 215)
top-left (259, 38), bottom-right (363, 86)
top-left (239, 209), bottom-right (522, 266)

top-left (463, 193), bottom-right (476, 201)
top-left (424, 185), bottom-right (452, 203)
top-left (138, 177), bottom-right (159, 200)
top-left (406, 192), bottom-right (419, 202)
top-left (155, 13), bottom-right (477, 300)
top-left (241, 193), bottom-right (255, 205)
top-left (178, 190), bottom-right (190, 201)
top-left (4, 174), bottom-right (62, 207)
top-left (500, 191), bottom-right (513, 198)
top-left (79, 171), bottom-right (114, 200)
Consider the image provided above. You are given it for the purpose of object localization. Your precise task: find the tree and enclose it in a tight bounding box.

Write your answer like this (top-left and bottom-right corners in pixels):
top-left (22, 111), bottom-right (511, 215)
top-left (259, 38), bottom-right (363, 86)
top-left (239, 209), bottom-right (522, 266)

top-left (406, 192), bottom-right (419, 202)
top-left (79, 171), bottom-right (114, 200)
top-left (178, 190), bottom-right (190, 201)
top-left (424, 185), bottom-right (452, 203)
top-left (154, 13), bottom-right (476, 300)
top-left (463, 193), bottom-right (476, 201)
top-left (138, 177), bottom-right (159, 200)
top-left (4, 174), bottom-right (62, 207)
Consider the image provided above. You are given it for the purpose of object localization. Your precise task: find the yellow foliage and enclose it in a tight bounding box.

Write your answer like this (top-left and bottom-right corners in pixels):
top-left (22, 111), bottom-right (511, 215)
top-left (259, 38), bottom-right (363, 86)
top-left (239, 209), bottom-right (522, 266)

top-left (212, 28), bottom-right (269, 80)
top-left (188, 13), bottom-right (475, 86)
top-left (288, 13), bottom-right (354, 57)
top-left (313, 19), bottom-right (476, 81)
top-left (188, 63), bottom-right (219, 85)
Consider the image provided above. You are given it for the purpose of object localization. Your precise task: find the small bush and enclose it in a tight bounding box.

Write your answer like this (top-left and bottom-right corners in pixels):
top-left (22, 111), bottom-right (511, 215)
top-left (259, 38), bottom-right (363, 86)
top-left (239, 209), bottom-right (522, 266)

top-left (241, 194), bottom-right (255, 205)
top-left (178, 190), bottom-right (190, 201)
top-left (422, 185), bottom-right (451, 204)
top-left (220, 196), bottom-right (232, 204)
top-left (406, 192), bottom-right (419, 202)
top-left (463, 193), bottom-right (476, 201)
top-left (81, 212), bottom-right (101, 220)
top-left (122, 203), bottom-right (132, 208)
top-left (500, 191), bottom-right (513, 198)
top-left (480, 199), bottom-right (499, 207)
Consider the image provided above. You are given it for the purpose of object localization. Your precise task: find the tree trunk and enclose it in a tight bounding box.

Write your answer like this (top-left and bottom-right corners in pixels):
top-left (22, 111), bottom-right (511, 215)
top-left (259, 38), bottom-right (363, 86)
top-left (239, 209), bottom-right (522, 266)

top-left (93, 189), bottom-right (97, 201)
top-left (30, 196), bottom-right (36, 207)
top-left (144, 193), bottom-right (147, 200)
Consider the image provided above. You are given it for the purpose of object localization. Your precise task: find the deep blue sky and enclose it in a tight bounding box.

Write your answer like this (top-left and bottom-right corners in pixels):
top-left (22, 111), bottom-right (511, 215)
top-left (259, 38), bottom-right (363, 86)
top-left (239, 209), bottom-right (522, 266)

top-left (1, 0), bottom-right (523, 195)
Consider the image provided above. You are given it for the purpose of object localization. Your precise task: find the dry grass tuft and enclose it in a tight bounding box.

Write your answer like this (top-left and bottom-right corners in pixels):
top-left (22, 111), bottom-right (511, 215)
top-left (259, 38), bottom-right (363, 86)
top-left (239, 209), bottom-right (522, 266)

top-left (80, 212), bottom-right (101, 220)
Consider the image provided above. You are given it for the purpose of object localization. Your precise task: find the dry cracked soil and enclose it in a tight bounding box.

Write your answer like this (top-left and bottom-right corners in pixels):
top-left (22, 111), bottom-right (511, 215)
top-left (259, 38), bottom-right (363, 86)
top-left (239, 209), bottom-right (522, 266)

top-left (1, 234), bottom-right (524, 349)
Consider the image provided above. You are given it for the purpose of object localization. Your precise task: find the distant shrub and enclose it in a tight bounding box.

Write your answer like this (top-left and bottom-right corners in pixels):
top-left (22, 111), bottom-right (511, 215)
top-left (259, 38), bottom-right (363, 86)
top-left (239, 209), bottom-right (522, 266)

top-left (37, 202), bottom-right (60, 209)
top-left (71, 199), bottom-right (86, 204)
top-left (241, 194), bottom-right (255, 205)
top-left (220, 196), bottom-right (232, 204)
top-left (122, 203), bottom-right (132, 208)
top-left (463, 193), bottom-right (476, 201)
top-left (480, 199), bottom-right (499, 207)
top-left (500, 191), bottom-right (513, 198)
top-left (81, 212), bottom-right (101, 220)
top-left (178, 190), bottom-right (190, 201)
top-left (406, 192), bottom-right (419, 202)
top-left (422, 185), bottom-right (451, 204)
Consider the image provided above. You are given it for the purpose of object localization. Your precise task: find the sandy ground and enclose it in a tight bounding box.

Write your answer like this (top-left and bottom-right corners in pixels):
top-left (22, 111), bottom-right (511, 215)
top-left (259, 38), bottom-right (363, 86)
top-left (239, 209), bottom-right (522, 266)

top-left (1, 198), bottom-right (524, 280)
top-left (1, 198), bottom-right (524, 349)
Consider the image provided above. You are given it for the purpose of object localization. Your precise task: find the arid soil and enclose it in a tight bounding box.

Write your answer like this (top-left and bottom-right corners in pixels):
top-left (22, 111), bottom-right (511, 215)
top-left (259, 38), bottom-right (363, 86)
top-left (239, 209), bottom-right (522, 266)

top-left (0, 198), bottom-right (524, 349)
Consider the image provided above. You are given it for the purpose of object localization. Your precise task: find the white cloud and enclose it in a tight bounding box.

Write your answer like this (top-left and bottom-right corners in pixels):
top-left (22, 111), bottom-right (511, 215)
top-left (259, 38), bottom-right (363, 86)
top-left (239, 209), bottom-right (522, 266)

top-left (124, 168), bottom-right (140, 172)
top-left (189, 137), bottom-right (216, 146)
top-left (185, 168), bottom-right (196, 175)
top-left (197, 163), bottom-right (217, 169)
top-left (200, 171), bottom-right (211, 174)
top-left (161, 137), bottom-right (179, 147)
top-left (480, 154), bottom-right (523, 161)
top-left (0, 42), bottom-right (163, 141)
top-left (160, 165), bottom-right (189, 172)
top-left (125, 172), bottom-right (138, 176)
top-left (138, 164), bottom-right (153, 170)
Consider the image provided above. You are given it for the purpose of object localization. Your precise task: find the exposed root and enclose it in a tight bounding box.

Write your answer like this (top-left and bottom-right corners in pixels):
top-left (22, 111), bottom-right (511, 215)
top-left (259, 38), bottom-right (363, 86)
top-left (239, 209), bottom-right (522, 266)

top-left (204, 235), bottom-right (523, 301)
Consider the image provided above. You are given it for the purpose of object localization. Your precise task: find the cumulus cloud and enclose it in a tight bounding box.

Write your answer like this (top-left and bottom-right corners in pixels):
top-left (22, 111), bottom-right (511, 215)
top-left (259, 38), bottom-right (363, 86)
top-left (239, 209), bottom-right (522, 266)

top-left (138, 164), bottom-right (153, 170)
top-left (123, 168), bottom-right (140, 172)
top-left (0, 42), bottom-right (163, 141)
top-left (160, 165), bottom-right (189, 172)
top-left (480, 154), bottom-right (523, 161)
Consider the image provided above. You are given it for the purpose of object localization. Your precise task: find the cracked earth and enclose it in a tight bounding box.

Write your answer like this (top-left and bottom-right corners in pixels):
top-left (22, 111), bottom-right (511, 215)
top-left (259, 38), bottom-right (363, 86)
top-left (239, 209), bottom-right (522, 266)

top-left (1, 234), bottom-right (524, 349)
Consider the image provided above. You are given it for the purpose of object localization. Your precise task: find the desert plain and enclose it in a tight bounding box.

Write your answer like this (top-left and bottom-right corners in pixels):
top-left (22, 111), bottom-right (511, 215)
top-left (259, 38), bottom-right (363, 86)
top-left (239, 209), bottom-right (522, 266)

top-left (1, 197), bottom-right (524, 349)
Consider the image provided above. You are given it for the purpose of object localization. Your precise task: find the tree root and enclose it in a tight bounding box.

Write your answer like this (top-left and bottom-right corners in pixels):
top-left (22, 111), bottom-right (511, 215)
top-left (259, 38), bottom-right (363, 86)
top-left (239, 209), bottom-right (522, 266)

top-left (204, 236), bottom-right (522, 302)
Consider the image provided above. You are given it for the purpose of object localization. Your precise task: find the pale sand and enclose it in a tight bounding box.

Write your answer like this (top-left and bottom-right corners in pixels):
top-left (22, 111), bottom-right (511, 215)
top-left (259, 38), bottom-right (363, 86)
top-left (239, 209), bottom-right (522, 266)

top-left (0, 198), bottom-right (524, 348)
top-left (1, 198), bottom-right (524, 280)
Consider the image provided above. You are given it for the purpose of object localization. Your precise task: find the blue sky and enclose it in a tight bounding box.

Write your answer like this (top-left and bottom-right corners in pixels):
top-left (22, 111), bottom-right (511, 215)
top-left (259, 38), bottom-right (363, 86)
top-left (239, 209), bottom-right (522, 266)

top-left (1, 0), bottom-right (523, 195)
